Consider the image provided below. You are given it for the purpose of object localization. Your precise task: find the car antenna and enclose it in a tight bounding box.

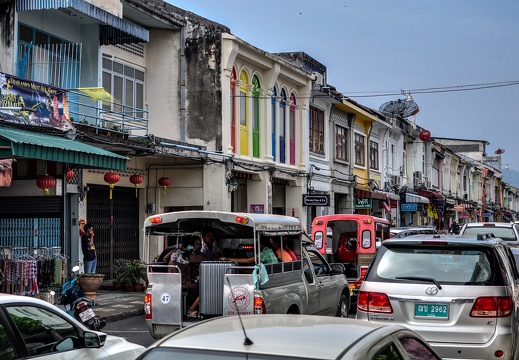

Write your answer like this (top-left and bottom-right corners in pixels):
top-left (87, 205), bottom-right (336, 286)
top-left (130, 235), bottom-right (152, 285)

top-left (226, 277), bottom-right (253, 345)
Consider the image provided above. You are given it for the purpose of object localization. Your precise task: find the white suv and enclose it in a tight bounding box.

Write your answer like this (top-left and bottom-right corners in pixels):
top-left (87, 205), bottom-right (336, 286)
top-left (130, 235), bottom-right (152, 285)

top-left (460, 222), bottom-right (519, 244)
top-left (357, 234), bottom-right (519, 359)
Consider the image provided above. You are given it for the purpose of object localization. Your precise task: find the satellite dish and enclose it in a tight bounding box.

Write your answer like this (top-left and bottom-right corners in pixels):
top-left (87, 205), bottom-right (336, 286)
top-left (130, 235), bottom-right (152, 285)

top-left (379, 98), bottom-right (420, 119)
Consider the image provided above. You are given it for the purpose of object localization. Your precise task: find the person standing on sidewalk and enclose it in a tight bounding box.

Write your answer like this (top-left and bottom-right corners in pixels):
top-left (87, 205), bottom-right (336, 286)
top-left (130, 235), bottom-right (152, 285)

top-left (82, 223), bottom-right (97, 273)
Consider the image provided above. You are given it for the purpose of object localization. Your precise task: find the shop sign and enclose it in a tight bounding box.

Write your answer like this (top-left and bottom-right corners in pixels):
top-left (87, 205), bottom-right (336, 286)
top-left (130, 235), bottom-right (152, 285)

top-left (454, 205), bottom-right (465, 212)
top-left (355, 197), bottom-right (372, 209)
top-left (458, 212), bottom-right (470, 219)
top-left (401, 203), bottom-right (417, 212)
top-left (0, 72), bottom-right (73, 132)
top-left (250, 204), bottom-right (265, 213)
top-left (302, 194), bottom-right (330, 206)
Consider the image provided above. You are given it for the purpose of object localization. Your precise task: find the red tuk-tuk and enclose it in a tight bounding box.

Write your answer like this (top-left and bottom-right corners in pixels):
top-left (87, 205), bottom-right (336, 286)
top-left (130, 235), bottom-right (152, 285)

top-left (311, 214), bottom-right (390, 305)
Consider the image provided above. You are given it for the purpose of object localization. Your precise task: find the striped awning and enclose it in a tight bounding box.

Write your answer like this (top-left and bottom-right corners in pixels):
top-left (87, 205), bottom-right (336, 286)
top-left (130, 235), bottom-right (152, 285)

top-left (372, 190), bottom-right (400, 201)
top-left (419, 189), bottom-right (444, 199)
top-left (405, 193), bottom-right (429, 204)
top-left (16, 0), bottom-right (149, 45)
top-left (0, 126), bottom-right (127, 170)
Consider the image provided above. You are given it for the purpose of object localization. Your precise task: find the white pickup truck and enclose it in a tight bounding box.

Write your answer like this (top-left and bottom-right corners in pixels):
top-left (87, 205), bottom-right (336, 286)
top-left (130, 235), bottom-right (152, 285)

top-left (142, 211), bottom-right (351, 339)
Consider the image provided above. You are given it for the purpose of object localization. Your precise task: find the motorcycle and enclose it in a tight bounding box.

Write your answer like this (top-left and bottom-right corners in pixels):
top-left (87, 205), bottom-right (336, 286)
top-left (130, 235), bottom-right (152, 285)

top-left (58, 265), bottom-right (106, 331)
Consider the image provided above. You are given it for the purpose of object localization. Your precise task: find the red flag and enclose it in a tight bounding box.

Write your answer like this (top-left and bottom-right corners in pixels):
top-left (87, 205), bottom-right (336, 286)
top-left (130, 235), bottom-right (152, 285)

top-left (382, 193), bottom-right (391, 214)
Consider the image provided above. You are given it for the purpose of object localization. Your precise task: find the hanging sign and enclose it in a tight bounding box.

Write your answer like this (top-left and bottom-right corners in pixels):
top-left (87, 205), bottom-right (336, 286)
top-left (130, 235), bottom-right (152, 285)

top-left (0, 72), bottom-right (73, 131)
top-left (355, 197), bottom-right (372, 209)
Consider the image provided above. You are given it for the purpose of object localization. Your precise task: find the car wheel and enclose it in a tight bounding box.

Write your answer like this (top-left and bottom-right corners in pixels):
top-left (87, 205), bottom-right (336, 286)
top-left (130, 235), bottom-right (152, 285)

top-left (336, 294), bottom-right (349, 317)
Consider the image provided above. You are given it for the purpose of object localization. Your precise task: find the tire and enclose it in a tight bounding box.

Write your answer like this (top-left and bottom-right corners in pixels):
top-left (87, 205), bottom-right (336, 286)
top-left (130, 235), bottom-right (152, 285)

top-left (336, 294), bottom-right (349, 317)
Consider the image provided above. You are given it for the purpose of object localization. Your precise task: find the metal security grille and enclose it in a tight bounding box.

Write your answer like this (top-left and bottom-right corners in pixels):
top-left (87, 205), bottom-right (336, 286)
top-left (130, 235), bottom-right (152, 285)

top-left (0, 218), bottom-right (61, 251)
top-left (86, 185), bottom-right (139, 279)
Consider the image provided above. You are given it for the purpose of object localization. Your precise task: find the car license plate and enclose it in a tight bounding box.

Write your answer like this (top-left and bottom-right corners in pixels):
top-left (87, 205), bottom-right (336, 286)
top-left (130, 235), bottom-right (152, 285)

top-left (79, 308), bottom-right (96, 322)
top-left (415, 303), bottom-right (449, 319)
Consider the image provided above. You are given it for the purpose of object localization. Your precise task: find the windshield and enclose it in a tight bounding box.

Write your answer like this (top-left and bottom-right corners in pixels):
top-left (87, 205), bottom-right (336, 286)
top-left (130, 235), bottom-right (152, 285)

top-left (462, 226), bottom-right (517, 241)
top-left (374, 246), bottom-right (503, 285)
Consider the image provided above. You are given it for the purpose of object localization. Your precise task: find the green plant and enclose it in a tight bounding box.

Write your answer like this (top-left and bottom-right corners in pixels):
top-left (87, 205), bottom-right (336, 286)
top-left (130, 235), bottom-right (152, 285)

top-left (116, 259), bottom-right (144, 285)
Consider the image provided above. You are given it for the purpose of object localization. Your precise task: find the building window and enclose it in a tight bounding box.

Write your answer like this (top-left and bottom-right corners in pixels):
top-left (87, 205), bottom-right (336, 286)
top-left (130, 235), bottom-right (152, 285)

top-left (102, 55), bottom-right (145, 116)
top-left (271, 86), bottom-right (277, 161)
top-left (355, 133), bottom-right (365, 166)
top-left (279, 89), bottom-right (287, 164)
top-left (252, 75), bottom-right (261, 158)
top-left (335, 125), bottom-right (348, 161)
top-left (239, 70), bottom-right (250, 156)
top-left (289, 93), bottom-right (297, 165)
top-left (230, 68), bottom-right (237, 153)
top-left (370, 140), bottom-right (379, 170)
top-left (309, 106), bottom-right (324, 155)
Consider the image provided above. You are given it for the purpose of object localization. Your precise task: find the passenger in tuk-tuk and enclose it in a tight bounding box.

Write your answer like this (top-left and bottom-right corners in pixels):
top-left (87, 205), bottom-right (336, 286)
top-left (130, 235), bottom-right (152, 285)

top-left (219, 237), bottom-right (278, 265)
top-left (200, 228), bottom-right (223, 261)
top-left (270, 238), bottom-right (293, 262)
top-left (283, 238), bottom-right (297, 261)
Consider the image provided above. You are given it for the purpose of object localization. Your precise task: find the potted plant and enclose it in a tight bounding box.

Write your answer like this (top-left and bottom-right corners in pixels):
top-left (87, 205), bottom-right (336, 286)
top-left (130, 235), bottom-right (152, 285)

top-left (78, 272), bottom-right (105, 300)
top-left (113, 259), bottom-right (130, 290)
top-left (121, 259), bottom-right (145, 291)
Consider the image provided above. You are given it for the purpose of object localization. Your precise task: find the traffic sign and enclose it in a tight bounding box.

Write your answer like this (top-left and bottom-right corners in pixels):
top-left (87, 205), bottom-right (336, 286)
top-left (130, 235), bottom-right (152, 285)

top-left (302, 194), bottom-right (329, 206)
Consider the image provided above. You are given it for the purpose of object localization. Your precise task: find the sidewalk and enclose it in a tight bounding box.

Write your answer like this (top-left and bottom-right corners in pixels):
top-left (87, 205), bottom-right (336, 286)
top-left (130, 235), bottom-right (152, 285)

top-left (56, 286), bottom-right (145, 323)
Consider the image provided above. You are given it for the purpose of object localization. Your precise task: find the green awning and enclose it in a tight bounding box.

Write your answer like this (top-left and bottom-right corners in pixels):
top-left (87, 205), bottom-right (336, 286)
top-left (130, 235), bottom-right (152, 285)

top-left (0, 126), bottom-right (127, 170)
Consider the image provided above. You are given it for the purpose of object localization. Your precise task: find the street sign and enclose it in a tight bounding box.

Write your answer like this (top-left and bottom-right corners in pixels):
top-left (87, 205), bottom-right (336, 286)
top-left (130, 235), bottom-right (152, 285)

top-left (302, 194), bottom-right (329, 206)
top-left (401, 203), bottom-right (418, 212)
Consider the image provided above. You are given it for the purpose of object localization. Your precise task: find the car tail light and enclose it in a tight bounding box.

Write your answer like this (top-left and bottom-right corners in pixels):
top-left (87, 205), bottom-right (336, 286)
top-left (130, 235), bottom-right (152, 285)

top-left (254, 296), bottom-right (266, 314)
top-left (144, 293), bottom-right (152, 319)
top-left (357, 291), bottom-right (393, 313)
top-left (470, 296), bottom-right (512, 317)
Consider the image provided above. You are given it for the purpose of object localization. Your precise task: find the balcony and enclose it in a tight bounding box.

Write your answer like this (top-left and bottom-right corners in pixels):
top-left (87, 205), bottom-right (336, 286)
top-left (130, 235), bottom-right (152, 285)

top-left (68, 91), bottom-right (149, 138)
top-left (17, 42), bottom-right (149, 138)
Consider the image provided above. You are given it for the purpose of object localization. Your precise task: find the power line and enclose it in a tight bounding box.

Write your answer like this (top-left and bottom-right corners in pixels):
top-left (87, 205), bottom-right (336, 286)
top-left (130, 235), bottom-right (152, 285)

top-left (344, 80), bottom-right (519, 98)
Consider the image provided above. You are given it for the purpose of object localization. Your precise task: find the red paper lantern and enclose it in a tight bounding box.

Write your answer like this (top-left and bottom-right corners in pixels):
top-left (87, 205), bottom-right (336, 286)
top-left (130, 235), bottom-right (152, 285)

top-left (104, 171), bottom-right (120, 199)
top-left (158, 176), bottom-right (171, 194)
top-left (66, 169), bottom-right (75, 181)
top-left (419, 129), bottom-right (431, 142)
top-left (36, 174), bottom-right (56, 195)
top-left (130, 174), bottom-right (144, 198)
top-left (495, 148), bottom-right (505, 154)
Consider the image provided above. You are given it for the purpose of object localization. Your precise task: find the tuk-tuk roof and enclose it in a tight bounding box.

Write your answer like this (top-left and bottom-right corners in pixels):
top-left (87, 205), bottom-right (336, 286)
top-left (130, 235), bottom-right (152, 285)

top-left (143, 211), bottom-right (302, 237)
top-left (312, 214), bottom-right (390, 225)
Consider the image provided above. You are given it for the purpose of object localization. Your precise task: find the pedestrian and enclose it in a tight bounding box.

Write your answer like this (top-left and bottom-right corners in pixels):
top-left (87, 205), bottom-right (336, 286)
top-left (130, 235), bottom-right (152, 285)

top-left (200, 228), bottom-right (223, 261)
top-left (81, 223), bottom-right (97, 273)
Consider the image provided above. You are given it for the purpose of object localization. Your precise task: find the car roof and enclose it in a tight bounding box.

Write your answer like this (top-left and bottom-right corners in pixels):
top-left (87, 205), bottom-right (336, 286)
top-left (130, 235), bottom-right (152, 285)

top-left (152, 315), bottom-right (409, 359)
top-left (463, 222), bottom-right (515, 227)
top-left (380, 234), bottom-right (504, 247)
top-left (390, 226), bottom-right (436, 232)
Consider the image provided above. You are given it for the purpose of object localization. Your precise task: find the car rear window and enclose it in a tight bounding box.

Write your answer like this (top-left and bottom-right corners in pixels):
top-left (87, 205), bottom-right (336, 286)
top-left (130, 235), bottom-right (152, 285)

top-left (463, 226), bottom-right (517, 241)
top-left (371, 246), bottom-right (504, 285)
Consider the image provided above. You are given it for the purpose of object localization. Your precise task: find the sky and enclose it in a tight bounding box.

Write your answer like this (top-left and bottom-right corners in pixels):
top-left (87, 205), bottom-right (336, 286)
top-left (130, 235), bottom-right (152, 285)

top-left (168, 0), bottom-right (519, 183)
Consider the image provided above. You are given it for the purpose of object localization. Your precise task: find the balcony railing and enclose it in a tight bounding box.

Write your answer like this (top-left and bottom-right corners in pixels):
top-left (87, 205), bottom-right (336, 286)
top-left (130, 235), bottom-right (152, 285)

top-left (68, 91), bottom-right (149, 138)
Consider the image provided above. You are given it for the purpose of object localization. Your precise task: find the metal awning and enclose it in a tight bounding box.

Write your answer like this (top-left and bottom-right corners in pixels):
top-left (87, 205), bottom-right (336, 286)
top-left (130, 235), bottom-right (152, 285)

top-left (0, 126), bottom-right (127, 170)
top-left (372, 190), bottom-right (400, 201)
top-left (16, 0), bottom-right (149, 45)
top-left (405, 193), bottom-right (430, 204)
top-left (419, 189), bottom-right (444, 199)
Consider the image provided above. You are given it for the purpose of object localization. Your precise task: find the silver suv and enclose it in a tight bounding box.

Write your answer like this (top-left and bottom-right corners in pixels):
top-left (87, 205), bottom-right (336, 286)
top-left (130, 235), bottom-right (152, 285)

top-left (460, 222), bottom-right (519, 244)
top-left (356, 234), bottom-right (519, 359)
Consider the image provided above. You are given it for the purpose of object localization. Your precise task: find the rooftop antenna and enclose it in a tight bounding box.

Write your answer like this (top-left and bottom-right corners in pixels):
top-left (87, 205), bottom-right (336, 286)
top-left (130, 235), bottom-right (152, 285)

top-left (226, 277), bottom-right (253, 345)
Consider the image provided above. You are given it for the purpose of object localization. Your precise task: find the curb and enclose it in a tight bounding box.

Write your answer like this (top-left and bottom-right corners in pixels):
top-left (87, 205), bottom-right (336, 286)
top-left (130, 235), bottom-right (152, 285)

top-left (104, 308), bottom-right (145, 323)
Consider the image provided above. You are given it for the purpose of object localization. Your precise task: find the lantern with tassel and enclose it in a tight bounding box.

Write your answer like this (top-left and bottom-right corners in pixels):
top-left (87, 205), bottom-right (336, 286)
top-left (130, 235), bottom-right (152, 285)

top-left (103, 171), bottom-right (120, 199)
top-left (36, 174), bottom-right (56, 195)
top-left (158, 176), bottom-right (171, 195)
top-left (419, 129), bottom-right (431, 142)
top-left (129, 174), bottom-right (144, 198)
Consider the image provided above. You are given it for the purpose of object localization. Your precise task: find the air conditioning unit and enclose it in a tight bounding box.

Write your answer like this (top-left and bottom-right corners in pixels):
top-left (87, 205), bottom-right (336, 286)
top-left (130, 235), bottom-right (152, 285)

top-left (312, 71), bottom-right (324, 86)
top-left (392, 175), bottom-right (401, 186)
top-left (413, 171), bottom-right (423, 188)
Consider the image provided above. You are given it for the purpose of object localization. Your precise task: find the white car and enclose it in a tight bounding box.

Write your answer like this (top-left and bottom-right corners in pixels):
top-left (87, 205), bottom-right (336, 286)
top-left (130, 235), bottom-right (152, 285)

top-left (0, 293), bottom-right (145, 360)
top-left (459, 222), bottom-right (519, 243)
top-left (136, 314), bottom-right (440, 359)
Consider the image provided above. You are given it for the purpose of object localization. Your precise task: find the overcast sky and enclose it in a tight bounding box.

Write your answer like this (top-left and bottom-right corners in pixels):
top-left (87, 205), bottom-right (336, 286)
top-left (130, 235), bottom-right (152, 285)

top-left (169, 0), bottom-right (519, 179)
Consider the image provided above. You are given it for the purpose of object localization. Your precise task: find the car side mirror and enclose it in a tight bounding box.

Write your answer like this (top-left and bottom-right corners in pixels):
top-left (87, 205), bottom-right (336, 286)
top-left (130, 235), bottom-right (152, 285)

top-left (331, 263), bottom-right (345, 275)
top-left (83, 331), bottom-right (105, 348)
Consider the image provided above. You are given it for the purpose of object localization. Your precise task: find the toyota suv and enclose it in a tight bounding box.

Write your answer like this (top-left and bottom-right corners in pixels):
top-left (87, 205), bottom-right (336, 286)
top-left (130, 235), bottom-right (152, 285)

top-left (356, 234), bottom-right (519, 360)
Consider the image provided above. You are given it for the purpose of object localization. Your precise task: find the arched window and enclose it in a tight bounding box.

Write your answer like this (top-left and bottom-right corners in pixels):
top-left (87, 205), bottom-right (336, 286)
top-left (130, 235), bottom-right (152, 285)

top-left (252, 75), bottom-right (261, 158)
top-left (239, 70), bottom-right (250, 156)
top-left (271, 86), bottom-right (277, 161)
top-left (289, 93), bottom-right (297, 165)
top-left (230, 68), bottom-right (237, 153)
top-left (279, 89), bottom-right (287, 164)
